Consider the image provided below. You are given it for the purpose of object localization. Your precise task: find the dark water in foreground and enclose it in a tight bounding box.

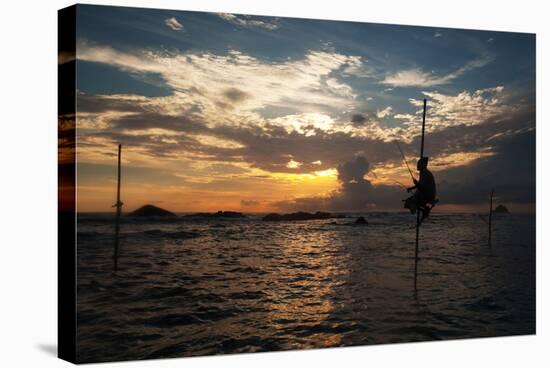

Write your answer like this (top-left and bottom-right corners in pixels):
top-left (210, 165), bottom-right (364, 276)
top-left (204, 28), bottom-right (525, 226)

top-left (76, 213), bottom-right (535, 363)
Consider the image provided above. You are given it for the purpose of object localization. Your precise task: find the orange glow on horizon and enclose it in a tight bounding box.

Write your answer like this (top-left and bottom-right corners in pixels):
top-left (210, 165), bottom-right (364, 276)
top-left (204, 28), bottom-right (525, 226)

top-left (76, 168), bottom-right (340, 213)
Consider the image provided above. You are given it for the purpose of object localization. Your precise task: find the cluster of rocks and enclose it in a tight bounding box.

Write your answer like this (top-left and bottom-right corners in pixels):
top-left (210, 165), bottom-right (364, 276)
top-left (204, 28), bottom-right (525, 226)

top-left (128, 205), bottom-right (247, 219)
top-left (128, 205), bottom-right (369, 225)
top-left (493, 205), bottom-right (510, 214)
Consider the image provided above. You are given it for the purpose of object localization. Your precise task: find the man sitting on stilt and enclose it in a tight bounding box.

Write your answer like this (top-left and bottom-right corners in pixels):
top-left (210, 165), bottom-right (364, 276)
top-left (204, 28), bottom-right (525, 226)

top-left (404, 156), bottom-right (437, 224)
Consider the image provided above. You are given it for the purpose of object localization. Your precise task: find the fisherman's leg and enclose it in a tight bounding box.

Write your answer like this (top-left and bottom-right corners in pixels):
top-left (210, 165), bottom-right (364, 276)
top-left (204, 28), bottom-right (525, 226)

top-left (420, 205), bottom-right (431, 224)
top-left (404, 196), bottom-right (417, 214)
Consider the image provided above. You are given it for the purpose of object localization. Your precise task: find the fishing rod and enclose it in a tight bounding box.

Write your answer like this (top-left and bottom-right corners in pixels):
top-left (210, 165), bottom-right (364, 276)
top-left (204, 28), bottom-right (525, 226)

top-left (395, 140), bottom-right (415, 182)
top-left (389, 178), bottom-right (408, 190)
top-left (367, 170), bottom-right (407, 190)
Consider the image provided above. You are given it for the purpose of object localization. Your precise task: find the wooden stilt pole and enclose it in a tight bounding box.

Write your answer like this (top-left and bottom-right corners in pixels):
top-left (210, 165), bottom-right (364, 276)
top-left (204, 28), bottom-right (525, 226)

top-left (420, 99), bottom-right (427, 159)
top-left (414, 210), bottom-right (421, 290)
top-left (488, 189), bottom-right (494, 247)
top-left (414, 99), bottom-right (427, 291)
top-left (113, 144), bottom-right (123, 271)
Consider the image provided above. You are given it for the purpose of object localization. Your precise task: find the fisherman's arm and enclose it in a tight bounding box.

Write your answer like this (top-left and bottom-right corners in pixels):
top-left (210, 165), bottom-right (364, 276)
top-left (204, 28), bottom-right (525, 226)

top-left (407, 178), bottom-right (419, 192)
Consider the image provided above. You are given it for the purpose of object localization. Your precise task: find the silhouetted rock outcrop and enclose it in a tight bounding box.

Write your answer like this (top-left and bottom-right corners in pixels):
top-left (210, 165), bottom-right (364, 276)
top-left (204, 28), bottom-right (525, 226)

top-left (354, 216), bottom-right (368, 225)
top-left (128, 205), bottom-right (177, 217)
top-left (262, 213), bottom-right (283, 221)
top-left (493, 205), bottom-right (510, 214)
top-left (262, 211), bottom-right (333, 221)
top-left (184, 211), bottom-right (246, 219)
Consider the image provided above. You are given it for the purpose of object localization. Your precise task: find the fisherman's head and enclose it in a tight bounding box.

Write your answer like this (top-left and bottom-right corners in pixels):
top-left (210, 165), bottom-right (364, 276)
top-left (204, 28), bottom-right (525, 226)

top-left (417, 157), bottom-right (429, 170)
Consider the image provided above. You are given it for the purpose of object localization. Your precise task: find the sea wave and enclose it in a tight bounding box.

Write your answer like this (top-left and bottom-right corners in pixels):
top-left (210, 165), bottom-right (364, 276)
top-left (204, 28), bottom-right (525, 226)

top-left (76, 213), bottom-right (535, 362)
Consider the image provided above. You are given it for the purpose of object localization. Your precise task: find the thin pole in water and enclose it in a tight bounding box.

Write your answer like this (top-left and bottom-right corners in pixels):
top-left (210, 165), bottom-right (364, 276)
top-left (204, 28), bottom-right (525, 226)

top-left (488, 189), bottom-right (494, 247)
top-left (113, 144), bottom-right (123, 271)
top-left (414, 210), bottom-right (421, 290)
top-left (414, 99), bottom-right (427, 291)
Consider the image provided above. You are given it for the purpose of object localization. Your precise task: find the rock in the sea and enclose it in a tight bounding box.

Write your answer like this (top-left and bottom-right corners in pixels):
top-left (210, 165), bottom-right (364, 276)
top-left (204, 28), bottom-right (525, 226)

top-left (128, 205), bottom-right (177, 217)
top-left (354, 216), bottom-right (368, 225)
top-left (493, 204), bottom-right (510, 214)
top-left (262, 211), bottom-right (333, 221)
top-left (184, 211), bottom-right (246, 219)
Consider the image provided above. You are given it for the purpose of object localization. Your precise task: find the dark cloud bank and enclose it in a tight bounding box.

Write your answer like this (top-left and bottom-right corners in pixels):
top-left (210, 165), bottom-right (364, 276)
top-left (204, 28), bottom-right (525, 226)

top-left (274, 107), bottom-right (535, 212)
top-left (274, 155), bottom-right (403, 212)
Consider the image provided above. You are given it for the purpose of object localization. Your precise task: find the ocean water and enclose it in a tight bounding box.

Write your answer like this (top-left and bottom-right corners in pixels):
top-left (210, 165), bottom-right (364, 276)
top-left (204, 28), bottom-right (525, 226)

top-left (76, 213), bottom-right (535, 363)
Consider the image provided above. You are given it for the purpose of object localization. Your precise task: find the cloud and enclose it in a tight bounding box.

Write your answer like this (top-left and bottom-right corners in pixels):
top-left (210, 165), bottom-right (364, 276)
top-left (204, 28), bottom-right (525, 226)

top-left (388, 86), bottom-right (514, 142)
top-left (338, 156), bottom-right (369, 183)
top-left (436, 128), bottom-right (535, 206)
top-left (286, 159), bottom-right (303, 169)
top-left (164, 17), bottom-right (183, 31)
top-left (79, 107), bottom-right (400, 174)
top-left (274, 155), bottom-right (403, 212)
top-left (417, 86), bottom-right (510, 128)
top-left (241, 199), bottom-right (260, 206)
top-left (272, 106), bottom-right (535, 212)
top-left (325, 77), bottom-right (356, 98)
top-left (77, 93), bottom-right (150, 114)
top-left (77, 42), bottom-right (362, 124)
top-left (223, 88), bottom-right (250, 102)
top-left (381, 56), bottom-right (494, 87)
top-left (76, 83), bottom-right (524, 174)
top-left (340, 55), bottom-right (372, 78)
top-left (410, 104), bottom-right (534, 159)
top-left (376, 106), bottom-right (393, 119)
top-left (208, 163), bottom-right (248, 175)
top-left (217, 13), bottom-right (278, 30)
top-left (223, 125), bottom-right (399, 173)
top-left (350, 113), bottom-right (368, 125)
top-left (382, 69), bottom-right (441, 87)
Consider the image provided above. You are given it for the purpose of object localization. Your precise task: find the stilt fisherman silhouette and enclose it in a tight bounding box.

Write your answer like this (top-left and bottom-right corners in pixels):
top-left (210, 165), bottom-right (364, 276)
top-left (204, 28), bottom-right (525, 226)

top-left (404, 156), bottom-right (438, 224)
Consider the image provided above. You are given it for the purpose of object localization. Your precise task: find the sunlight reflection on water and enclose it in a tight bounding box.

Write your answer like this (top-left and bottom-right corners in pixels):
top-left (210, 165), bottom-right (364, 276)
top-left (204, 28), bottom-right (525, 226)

top-left (76, 213), bottom-right (535, 363)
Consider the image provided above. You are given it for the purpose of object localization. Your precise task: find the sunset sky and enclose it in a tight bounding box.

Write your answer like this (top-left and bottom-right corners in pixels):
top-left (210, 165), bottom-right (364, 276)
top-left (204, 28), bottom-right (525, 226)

top-left (72, 5), bottom-right (535, 213)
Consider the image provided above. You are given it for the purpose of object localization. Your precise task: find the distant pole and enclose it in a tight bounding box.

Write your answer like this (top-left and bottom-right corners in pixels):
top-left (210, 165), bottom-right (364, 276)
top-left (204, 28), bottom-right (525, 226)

top-left (488, 189), bottom-right (494, 246)
top-left (414, 99), bottom-right (427, 291)
top-left (113, 144), bottom-right (123, 271)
